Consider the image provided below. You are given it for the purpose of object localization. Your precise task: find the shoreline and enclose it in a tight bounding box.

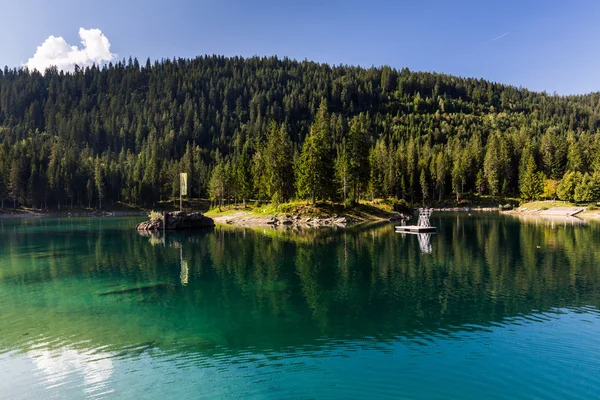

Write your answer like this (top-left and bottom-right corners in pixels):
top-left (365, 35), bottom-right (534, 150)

top-left (211, 211), bottom-right (386, 228)
top-left (0, 206), bottom-right (504, 223)
top-left (209, 207), bottom-right (502, 229)
top-left (0, 210), bottom-right (148, 219)
top-left (502, 204), bottom-right (600, 221)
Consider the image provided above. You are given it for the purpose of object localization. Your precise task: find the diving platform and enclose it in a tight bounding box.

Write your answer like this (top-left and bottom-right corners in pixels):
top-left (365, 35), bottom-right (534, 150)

top-left (395, 225), bottom-right (437, 233)
top-left (395, 208), bottom-right (437, 233)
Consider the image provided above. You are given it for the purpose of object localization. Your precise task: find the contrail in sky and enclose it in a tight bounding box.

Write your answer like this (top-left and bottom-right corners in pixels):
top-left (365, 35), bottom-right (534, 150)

top-left (489, 31), bottom-right (510, 42)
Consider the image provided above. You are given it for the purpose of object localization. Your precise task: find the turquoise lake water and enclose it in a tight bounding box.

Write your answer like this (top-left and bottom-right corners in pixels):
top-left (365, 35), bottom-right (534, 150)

top-left (1, 213), bottom-right (599, 399)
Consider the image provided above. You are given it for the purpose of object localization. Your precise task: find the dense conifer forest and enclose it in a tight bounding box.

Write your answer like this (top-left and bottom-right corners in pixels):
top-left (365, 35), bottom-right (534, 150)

top-left (1, 55), bottom-right (600, 210)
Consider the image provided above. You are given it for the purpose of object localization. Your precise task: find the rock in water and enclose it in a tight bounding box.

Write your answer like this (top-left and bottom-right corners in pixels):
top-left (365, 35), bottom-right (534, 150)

top-left (137, 211), bottom-right (215, 231)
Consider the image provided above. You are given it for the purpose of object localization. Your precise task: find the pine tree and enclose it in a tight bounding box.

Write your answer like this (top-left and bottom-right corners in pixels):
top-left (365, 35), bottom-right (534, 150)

top-left (368, 139), bottom-right (388, 201)
top-left (420, 168), bottom-right (429, 206)
top-left (265, 123), bottom-right (294, 204)
top-left (0, 145), bottom-right (7, 209)
top-left (335, 139), bottom-right (350, 206)
top-left (451, 146), bottom-right (467, 203)
top-left (236, 144), bottom-right (253, 207)
top-left (9, 157), bottom-right (24, 208)
top-left (574, 173), bottom-right (594, 203)
top-left (557, 171), bottom-right (581, 202)
top-left (435, 152), bottom-right (447, 202)
top-left (347, 115), bottom-right (370, 203)
top-left (209, 152), bottom-right (227, 209)
top-left (519, 149), bottom-right (543, 201)
top-left (567, 134), bottom-right (584, 173)
top-left (296, 99), bottom-right (333, 204)
top-left (484, 134), bottom-right (501, 198)
top-left (94, 160), bottom-right (105, 209)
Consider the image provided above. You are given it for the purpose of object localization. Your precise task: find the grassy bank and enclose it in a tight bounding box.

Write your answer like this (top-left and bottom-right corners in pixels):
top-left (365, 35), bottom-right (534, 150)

top-left (204, 199), bottom-right (401, 221)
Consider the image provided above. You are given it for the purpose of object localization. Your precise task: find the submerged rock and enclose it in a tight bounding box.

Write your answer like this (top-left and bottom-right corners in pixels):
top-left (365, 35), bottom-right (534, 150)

top-left (137, 211), bottom-right (215, 231)
top-left (99, 283), bottom-right (172, 296)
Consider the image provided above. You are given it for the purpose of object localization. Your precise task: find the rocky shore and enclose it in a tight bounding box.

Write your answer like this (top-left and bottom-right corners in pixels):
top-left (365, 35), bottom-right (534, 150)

top-left (212, 211), bottom-right (410, 228)
top-left (137, 211), bottom-right (215, 231)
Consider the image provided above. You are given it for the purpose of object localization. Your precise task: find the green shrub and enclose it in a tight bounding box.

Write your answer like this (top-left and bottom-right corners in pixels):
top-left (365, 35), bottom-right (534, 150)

top-left (148, 210), bottom-right (162, 220)
top-left (391, 199), bottom-right (411, 214)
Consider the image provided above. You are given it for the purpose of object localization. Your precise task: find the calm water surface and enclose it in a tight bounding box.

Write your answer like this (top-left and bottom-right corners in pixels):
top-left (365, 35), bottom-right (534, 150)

top-left (1, 213), bottom-right (600, 399)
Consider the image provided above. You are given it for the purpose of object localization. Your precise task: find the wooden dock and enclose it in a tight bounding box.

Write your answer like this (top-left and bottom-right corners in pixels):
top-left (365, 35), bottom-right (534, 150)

top-left (395, 225), bottom-right (436, 233)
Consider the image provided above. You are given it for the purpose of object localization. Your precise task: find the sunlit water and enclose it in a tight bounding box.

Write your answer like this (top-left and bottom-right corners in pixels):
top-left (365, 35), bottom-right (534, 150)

top-left (1, 213), bottom-right (600, 399)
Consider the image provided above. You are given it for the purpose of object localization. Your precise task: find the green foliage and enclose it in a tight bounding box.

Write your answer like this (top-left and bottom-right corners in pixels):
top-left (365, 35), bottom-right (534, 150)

top-left (209, 152), bottom-right (227, 208)
top-left (1, 56), bottom-right (600, 209)
top-left (543, 179), bottom-right (559, 200)
top-left (519, 148), bottom-right (544, 201)
top-left (296, 99), bottom-right (333, 204)
top-left (420, 168), bottom-right (429, 205)
top-left (148, 210), bottom-right (162, 220)
top-left (557, 171), bottom-right (581, 202)
top-left (390, 198), bottom-right (412, 214)
top-left (574, 173), bottom-right (596, 203)
top-left (264, 123), bottom-right (294, 204)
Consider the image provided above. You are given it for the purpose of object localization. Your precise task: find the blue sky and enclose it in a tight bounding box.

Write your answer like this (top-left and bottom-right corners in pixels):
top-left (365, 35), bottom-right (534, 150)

top-left (1, 0), bottom-right (599, 94)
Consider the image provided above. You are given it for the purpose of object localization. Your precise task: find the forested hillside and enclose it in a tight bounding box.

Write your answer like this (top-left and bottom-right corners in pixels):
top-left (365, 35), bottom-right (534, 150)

top-left (1, 55), bottom-right (600, 210)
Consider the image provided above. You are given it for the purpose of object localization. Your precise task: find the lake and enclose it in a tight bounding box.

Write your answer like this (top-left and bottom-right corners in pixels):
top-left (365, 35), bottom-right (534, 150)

top-left (1, 213), bottom-right (599, 399)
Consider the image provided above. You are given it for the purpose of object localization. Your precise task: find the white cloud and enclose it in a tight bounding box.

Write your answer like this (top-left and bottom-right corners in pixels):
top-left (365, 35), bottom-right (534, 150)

top-left (25, 28), bottom-right (116, 73)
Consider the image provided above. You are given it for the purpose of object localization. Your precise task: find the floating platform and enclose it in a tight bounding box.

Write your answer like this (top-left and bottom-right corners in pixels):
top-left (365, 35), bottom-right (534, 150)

top-left (395, 225), bottom-right (437, 233)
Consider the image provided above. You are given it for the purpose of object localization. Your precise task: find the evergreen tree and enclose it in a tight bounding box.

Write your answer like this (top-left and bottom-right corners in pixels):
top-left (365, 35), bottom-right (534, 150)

top-left (574, 173), bottom-right (595, 203)
top-left (265, 123), bottom-right (294, 203)
top-left (9, 158), bottom-right (24, 208)
top-left (347, 115), bottom-right (370, 203)
top-left (420, 168), bottom-right (429, 206)
top-left (209, 152), bottom-right (227, 209)
top-left (94, 159), bottom-right (105, 209)
top-left (557, 171), bottom-right (581, 202)
top-left (335, 139), bottom-right (350, 206)
top-left (0, 145), bottom-right (7, 209)
top-left (484, 134), bottom-right (501, 198)
top-left (451, 147), bottom-right (467, 202)
top-left (435, 151), bottom-right (448, 202)
top-left (236, 144), bottom-right (253, 207)
top-left (296, 100), bottom-right (333, 204)
top-left (566, 134), bottom-right (584, 173)
top-left (519, 149), bottom-right (543, 201)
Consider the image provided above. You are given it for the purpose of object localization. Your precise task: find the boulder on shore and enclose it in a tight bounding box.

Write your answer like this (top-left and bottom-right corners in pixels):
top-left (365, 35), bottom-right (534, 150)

top-left (137, 211), bottom-right (215, 231)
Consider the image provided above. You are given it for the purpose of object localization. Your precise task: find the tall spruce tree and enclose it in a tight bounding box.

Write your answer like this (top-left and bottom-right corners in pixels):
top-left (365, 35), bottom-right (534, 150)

top-left (265, 123), bottom-right (294, 203)
top-left (519, 148), bottom-right (543, 201)
top-left (296, 99), bottom-right (333, 204)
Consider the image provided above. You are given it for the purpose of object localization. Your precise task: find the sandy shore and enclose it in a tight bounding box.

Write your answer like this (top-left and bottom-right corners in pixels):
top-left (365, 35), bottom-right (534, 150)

top-left (502, 206), bottom-right (600, 221)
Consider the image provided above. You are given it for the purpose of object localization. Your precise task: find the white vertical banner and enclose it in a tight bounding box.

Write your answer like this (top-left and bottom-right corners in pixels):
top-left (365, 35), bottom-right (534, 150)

top-left (180, 173), bottom-right (188, 197)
